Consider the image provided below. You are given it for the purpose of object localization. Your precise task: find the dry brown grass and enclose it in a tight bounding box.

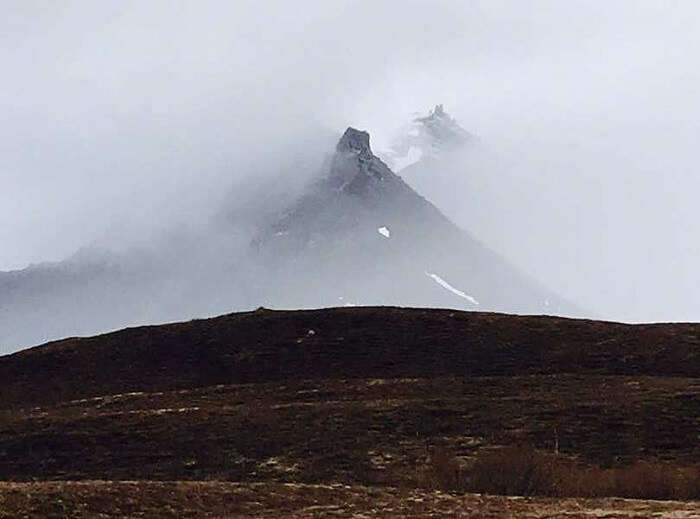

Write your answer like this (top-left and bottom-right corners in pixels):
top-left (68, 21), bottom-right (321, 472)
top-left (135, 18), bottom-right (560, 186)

top-left (468, 446), bottom-right (561, 497)
top-left (422, 445), bottom-right (700, 500)
top-left (566, 461), bottom-right (700, 500)
top-left (1, 481), bottom-right (699, 519)
top-left (418, 445), bottom-right (467, 490)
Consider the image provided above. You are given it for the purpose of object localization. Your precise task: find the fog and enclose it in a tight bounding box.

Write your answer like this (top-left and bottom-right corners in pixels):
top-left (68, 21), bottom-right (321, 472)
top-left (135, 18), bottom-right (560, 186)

top-left (3, 0), bottom-right (700, 323)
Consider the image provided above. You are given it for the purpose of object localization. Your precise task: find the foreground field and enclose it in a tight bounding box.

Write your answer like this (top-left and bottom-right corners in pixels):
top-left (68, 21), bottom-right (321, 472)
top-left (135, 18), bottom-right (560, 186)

top-left (2, 378), bottom-right (699, 515)
top-left (1, 307), bottom-right (700, 516)
top-left (2, 375), bottom-right (699, 485)
top-left (1, 481), bottom-right (699, 518)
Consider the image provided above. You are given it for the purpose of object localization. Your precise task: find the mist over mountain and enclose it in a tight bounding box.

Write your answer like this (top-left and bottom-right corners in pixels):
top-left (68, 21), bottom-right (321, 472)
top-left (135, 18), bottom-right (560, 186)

top-left (377, 105), bottom-right (482, 224)
top-left (0, 114), bottom-right (578, 353)
top-left (253, 124), bottom-right (574, 314)
top-left (5, 1), bottom-right (700, 331)
top-left (379, 104), bottom-right (474, 172)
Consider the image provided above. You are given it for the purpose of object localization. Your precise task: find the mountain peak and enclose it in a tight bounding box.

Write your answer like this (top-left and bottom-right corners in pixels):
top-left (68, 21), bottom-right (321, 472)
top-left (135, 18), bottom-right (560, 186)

top-left (379, 104), bottom-right (474, 172)
top-left (326, 127), bottom-right (398, 195)
top-left (336, 127), bottom-right (372, 156)
top-left (413, 104), bottom-right (467, 137)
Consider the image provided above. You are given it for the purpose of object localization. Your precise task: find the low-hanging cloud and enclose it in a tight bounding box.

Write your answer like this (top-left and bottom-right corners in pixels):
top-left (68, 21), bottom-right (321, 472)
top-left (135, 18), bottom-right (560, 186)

top-left (2, 0), bottom-right (700, 323)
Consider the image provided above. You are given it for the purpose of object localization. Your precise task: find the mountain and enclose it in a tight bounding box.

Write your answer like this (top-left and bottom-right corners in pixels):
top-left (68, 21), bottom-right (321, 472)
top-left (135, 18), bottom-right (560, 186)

top-left (253, 126), bottom-right (576, 315)
top-left (0, 238), bottom-right (257, 353)
top-left (0, 120), bottom-right (580, 353)
top-left (380, 104), bottom-right (474, 172)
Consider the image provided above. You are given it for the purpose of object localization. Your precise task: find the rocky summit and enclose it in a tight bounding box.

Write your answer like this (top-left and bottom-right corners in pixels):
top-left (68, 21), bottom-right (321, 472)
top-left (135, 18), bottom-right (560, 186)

top-left (381, 104), bottom-right (474, 172)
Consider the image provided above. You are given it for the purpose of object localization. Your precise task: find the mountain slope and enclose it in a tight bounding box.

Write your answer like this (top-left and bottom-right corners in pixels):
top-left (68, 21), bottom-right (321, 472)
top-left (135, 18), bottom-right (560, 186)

top-left (254, 127), bottom-right (577, 315)
top-left (0, 244), bottom-right (256, 353)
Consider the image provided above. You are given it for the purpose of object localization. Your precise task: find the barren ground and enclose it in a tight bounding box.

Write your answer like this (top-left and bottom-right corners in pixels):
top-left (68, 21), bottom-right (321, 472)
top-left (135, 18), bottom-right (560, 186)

top-left (1, 307), bottom-right (699, 516)
top-left (1, 481), bottom-right (699, 518)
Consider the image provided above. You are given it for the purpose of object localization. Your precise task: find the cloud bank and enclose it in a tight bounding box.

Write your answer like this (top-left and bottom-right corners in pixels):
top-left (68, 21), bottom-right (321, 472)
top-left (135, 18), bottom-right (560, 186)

top-left (2, 0), bottom-right (700, 322)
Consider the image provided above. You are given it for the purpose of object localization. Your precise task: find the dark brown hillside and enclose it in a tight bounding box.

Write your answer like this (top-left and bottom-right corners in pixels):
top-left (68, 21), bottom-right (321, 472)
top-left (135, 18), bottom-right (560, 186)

top-left (2, 375), bottom-right (699, 483)
top-left (2, 306), bottom-right (700, 408)
top-left (0, 306), bottom-right (699, 512)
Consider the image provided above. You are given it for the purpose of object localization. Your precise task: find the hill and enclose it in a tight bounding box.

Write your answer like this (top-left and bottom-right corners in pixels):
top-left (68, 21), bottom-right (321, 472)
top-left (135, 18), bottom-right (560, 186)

top-left (1, 306), bottom-right (699, 516)
top-left (2, 306), bottom-right (699, 408)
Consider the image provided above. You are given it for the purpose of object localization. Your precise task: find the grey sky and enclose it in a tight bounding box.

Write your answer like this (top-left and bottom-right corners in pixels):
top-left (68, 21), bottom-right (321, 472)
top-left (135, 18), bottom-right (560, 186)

top-left (2, 1), bottom-right (700, 322)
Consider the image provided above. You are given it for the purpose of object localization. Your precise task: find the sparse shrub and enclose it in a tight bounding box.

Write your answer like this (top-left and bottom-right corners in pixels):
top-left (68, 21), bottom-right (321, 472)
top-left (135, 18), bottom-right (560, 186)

top-left (580, 462), bottom-right (700, 501)
top-left (419, 443), bottom-right (700, 500)
top-left (608, 462), bottom-right (679, 500)
top-left (468, 446), bottom-right (560, 496)
top-left (420, 446), bottom-right (466, 490)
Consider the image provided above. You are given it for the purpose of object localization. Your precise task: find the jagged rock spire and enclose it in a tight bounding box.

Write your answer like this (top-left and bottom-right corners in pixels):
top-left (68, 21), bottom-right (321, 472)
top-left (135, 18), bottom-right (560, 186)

top-left (415, 104), bottom-right (456, 125)
top-left (336, 127), bottom-right (372, 157)
top-left (327, 127), bottom-right (393, 193)
top-left (378, 104), bottom-right (474, 172)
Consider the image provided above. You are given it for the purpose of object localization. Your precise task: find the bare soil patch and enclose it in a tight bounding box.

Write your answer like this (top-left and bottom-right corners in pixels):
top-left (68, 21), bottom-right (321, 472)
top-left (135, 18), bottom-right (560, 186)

top-left (0, 481), bottom-right (699, 518)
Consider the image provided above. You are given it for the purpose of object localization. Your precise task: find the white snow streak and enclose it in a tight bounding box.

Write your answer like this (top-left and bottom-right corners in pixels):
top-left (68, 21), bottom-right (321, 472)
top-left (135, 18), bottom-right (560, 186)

top-left (425, 272), bottom-right (479, 305)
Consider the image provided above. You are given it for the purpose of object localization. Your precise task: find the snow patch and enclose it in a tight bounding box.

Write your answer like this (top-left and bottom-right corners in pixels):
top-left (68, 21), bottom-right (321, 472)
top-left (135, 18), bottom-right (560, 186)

top-left (425, 272), bottom-right (479, 305)
top-left (377, 226), bottom-right (391, 238)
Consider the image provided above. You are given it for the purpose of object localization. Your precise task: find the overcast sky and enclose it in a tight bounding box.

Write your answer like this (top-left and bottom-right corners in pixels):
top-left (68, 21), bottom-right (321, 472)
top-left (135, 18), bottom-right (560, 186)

top-left (2, 0), bottom-right (700, 322)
